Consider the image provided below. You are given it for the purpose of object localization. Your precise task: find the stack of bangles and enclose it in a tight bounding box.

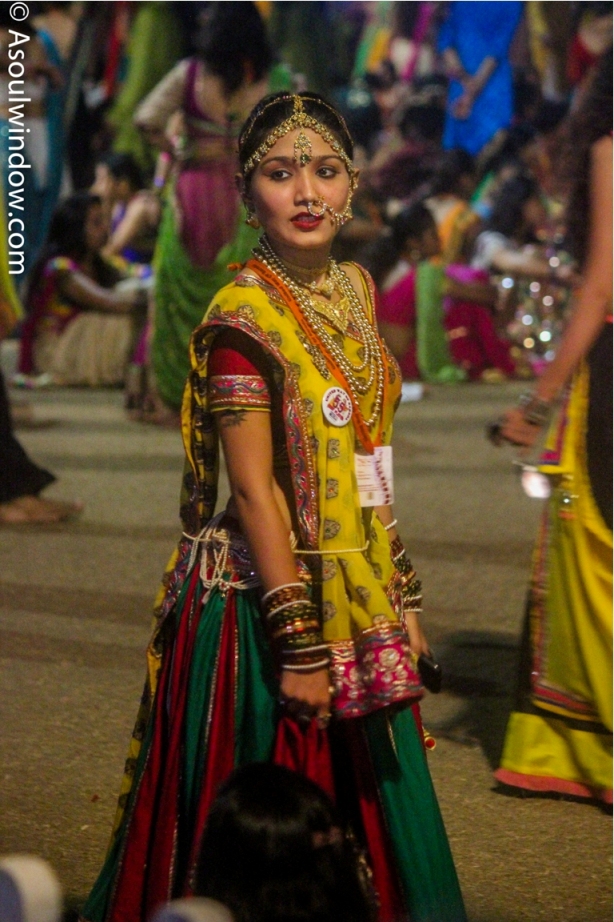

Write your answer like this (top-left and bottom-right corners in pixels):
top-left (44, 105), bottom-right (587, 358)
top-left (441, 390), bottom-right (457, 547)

top-left (262, 582), bottom-right (331, 672)
top-left (517, 392), bottom-right (552, 427)
top-left (390, 536), bottom-right (423, 614)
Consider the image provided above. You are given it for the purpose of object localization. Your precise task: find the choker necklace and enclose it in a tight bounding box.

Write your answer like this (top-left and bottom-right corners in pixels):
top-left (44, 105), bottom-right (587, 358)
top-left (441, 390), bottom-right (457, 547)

top-left (280, 255), bottom-right (336, 299)
top-left (256, 235), bottom-right (386, 429)
top-left (259, 237), bottom-right (349, 333)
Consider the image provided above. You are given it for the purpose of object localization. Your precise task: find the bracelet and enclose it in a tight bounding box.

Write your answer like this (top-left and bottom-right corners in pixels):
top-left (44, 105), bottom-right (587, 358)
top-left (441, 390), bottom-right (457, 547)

top-left (267, 600), bottom-right (318, 632)
top-left (265, 599), bottom-right (312, 620)
top-left (262, 582), bottom-right (306, 606)
top-left (265, 597), bottom-right (330, 671)
top-left (517, 392), bottom-right (552, 427)
top-left (281, 657), bottom-right (331, 673)
top-left (389, 537), bottom-right (423, 612)
top-left (384, 518), bottom-right (398, 532)
top-left (390, 539), bottom-right (414, 578)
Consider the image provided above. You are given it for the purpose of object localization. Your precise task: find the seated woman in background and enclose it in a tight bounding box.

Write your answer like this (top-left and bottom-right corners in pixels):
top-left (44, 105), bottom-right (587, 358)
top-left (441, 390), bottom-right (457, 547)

top-left (368, 203), bottom-right (515, 382)
top-left (471, 173), bottom-right (575, 283)
top-left (425, 147), bottom-right (480, 264)
top-left (19, 192), bottom-right (147, 387)
top-left (91, 152), bottom-right (160, 267)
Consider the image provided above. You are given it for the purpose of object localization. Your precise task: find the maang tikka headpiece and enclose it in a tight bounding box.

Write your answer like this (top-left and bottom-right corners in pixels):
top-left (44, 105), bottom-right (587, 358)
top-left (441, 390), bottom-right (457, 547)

top-left (241, 95), bottom-right (356, 179)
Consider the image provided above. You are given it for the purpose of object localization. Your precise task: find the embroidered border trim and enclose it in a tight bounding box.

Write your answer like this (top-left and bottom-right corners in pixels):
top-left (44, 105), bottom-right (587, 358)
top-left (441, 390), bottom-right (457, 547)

top-left (329, 621), bottom-right (423, 718)
top-left (208, 374), bottom-right (271, 411)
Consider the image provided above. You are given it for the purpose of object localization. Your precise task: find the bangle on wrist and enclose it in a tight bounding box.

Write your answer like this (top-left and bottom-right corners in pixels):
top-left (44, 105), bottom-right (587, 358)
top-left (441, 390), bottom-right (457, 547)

top-left (265, 595), bottom-right (329, 671)
top-left (262, 582), bottom-right (308, 611)
top-left (517, 392), bottom-right (552, 427)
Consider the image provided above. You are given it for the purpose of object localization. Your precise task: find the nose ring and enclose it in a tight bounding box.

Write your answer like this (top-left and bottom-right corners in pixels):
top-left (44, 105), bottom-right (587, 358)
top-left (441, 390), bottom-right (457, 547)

top-left (306, 199), bottom-right (327, 218)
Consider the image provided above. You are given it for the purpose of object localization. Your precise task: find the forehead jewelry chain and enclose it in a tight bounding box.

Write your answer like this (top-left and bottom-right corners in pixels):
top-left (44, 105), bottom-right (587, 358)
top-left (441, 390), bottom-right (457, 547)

top-left (294, 131), bottom-right (313, 166)
top-left (242, 95), bottom-right (356, 179)
top-left (256, 236), bottom-right (385, 429)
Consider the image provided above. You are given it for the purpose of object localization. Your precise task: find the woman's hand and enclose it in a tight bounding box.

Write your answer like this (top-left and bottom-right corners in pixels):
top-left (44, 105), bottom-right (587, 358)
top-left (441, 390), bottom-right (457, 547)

top-left (405, 611), bottom-right (430, 658)
top-left (453, 89), bottom-right (476, 120)
top-left (499, 406), bottom-right (542, 449)
top-left (280, 668), bottom-right (332, 726)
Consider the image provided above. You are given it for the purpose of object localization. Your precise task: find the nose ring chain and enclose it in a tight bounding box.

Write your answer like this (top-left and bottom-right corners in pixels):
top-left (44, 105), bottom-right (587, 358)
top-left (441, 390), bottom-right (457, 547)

top-left (306, 199), bottom-right (327, 218)
top-left (306, 197), bottom-right (353, 228)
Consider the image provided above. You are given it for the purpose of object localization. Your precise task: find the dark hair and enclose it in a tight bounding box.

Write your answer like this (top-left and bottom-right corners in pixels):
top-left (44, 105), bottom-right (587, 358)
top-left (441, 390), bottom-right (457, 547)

top-left (363, 202), bottom-right (436, 287)
top-left (196, 2), bottom-right (272, 96)
top-left (429, 148), bottom-right (475, 196)
top-left (392, 1), bottom-right (420, 40)
top-left (476, 124), bottom-right (536, 182)
top-left (565, 48), bottom-right (613, 266)
top-left (196, 764), bottom-right (373, 922)
top-left (101, 152), bottom-right (144, 191)
top-left (398, 102), bottom-right (445, 144)
top-left (239, 93), bottom-right (354, 184)
top-left (26, 192), bottom-right (116, 310)
top-left (486, 173), bottom-right (541, 239)
top-left (531, 99), bottom-right (569, 135)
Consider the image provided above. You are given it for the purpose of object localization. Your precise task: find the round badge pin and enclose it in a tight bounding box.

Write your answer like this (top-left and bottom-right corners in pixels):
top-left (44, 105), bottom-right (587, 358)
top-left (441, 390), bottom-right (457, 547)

top-left (322, 386), bottom-right (353, 427)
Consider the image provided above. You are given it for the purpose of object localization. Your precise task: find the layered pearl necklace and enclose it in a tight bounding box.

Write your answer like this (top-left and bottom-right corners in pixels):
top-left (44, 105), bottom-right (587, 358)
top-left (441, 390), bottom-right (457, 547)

top-left (256, 235), bottom-right (386, 430)
top-left (272, 252), bottom-right (351, 335)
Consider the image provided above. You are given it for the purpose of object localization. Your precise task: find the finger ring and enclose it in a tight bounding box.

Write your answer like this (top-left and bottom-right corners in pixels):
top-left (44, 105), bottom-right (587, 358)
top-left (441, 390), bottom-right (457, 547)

top-left (316, 713), bottom-right (331, 729)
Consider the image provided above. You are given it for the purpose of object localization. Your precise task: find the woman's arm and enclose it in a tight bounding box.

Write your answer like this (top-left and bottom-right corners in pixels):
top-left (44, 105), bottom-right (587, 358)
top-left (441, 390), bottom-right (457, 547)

top-left (134, 59), bottom-right (189, 149)
top-left (453, 56), bottom-right (498, 119)
top-left (376, 504), bottom-right (430, 657)
top-left (488, 244), bottom-right (571, 281)
top-left (444, 276), bottom-right (497, 306)
top-left (103, 194), bottom-right (160, 259)
top-left (217, 407), bottom-right (331, 715)
top-left (500, 135), bottom-right (613, 446)
top-left (58, 270), bottom-right (141, 313)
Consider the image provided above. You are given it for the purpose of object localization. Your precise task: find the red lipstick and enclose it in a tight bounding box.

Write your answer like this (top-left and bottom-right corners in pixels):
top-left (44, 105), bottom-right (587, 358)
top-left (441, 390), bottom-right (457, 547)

top-left (291, 212), bottom-right (324, 231)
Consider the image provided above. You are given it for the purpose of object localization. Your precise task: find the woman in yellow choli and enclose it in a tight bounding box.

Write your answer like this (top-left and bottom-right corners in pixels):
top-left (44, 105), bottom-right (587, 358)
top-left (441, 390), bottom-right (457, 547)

top-left (181, 257), bottom-right (423, 718)
top-left (81, 93), bottom-right (466, 922)
top-left (496, 359), bottom-right (613, 800)
top-left (494, 52), bottom-right (612, 805)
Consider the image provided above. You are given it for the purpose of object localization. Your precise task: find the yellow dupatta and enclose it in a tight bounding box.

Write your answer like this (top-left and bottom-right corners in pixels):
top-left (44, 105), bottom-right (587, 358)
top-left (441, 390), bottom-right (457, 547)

top-left (530, 361), bottom-right (613, 729)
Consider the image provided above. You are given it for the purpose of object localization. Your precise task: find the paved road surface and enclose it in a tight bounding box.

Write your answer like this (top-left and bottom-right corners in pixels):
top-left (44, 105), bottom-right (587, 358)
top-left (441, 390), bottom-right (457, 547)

top-left (0, 383), bottom-right (611, 921)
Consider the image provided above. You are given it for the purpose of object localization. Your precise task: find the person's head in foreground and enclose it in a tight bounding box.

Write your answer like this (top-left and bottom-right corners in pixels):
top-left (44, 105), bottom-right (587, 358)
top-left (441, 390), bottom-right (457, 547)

top-left (196, 763), bottom-right (374, 922)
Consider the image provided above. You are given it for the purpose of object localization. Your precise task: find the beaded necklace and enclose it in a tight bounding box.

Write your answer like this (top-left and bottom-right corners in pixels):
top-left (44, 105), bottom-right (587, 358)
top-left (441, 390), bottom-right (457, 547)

top-left (256, 236), bottom-right (386, 429)
top-left (268, 251), bottom-right (348, 332)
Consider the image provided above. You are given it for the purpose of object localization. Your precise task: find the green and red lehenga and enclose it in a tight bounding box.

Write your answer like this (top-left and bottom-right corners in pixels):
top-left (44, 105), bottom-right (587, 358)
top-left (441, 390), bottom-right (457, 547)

top-left (81, 259), bottom-right (467, 922)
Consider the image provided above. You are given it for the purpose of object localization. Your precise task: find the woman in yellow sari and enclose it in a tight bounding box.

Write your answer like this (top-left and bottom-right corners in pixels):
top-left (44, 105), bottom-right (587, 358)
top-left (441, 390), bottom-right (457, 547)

top-left (494, 50), bottom-right (612, 804)
top-left (81, 93), bottom-right (466, 922)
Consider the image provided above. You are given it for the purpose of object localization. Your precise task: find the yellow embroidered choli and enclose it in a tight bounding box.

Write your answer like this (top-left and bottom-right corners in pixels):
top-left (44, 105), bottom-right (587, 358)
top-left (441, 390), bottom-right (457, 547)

top-left (176, 261), bottom-right (423, 717)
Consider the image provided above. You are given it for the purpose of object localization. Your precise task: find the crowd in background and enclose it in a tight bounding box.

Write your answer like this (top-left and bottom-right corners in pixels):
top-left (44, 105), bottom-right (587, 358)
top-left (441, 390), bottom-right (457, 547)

top-left (0, 4), bottom-right (611, 919)
top-left (1, 0), bottom-right (612, 416)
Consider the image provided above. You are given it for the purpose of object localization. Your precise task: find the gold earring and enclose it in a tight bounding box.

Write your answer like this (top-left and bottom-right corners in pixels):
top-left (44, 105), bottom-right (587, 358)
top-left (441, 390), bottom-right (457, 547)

top-left (244, 206), bottom-right (261, 229)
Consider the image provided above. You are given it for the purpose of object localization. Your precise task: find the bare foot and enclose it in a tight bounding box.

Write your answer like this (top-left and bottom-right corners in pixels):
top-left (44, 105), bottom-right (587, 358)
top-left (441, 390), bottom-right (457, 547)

top-left (0, 495), bottom-right (83, 524)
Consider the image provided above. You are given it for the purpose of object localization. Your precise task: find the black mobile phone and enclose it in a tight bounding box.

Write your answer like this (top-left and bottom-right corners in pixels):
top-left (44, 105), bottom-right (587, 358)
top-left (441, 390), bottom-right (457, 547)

top-left (486, 420), bottom-right (504, 446)
top-left (417, 653), bottom-right (443, 694)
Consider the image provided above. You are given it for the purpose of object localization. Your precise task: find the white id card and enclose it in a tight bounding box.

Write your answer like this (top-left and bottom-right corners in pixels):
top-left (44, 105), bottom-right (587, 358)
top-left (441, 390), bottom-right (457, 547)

top-left (355, 446), bottom-right (394, 507)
